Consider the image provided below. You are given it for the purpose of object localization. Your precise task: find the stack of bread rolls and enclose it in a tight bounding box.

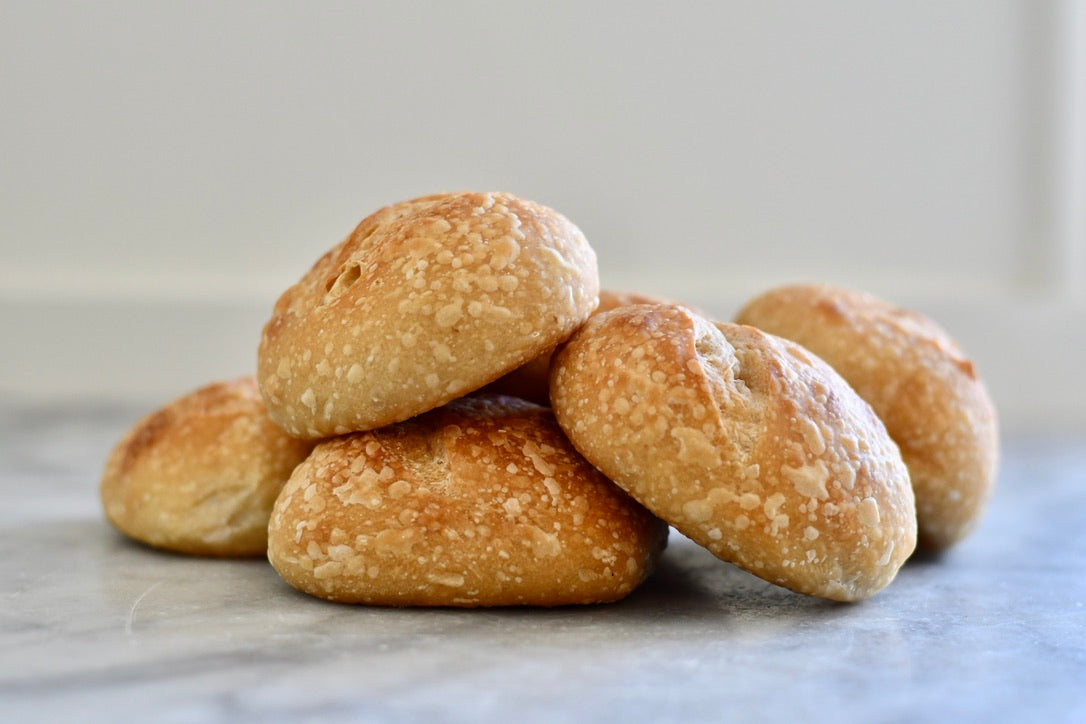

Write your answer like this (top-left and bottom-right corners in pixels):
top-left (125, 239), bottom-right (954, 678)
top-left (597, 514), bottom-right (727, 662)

top-left (101, 191), bottom-right (998, 606)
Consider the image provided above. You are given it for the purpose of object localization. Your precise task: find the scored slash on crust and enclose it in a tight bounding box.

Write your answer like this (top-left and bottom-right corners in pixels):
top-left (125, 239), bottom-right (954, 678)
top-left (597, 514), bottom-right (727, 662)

top-left (256, 191), bottom-right (600, 439)
top-left (550, 303), bottom-right (918, 602)
top-left (266, 395), bottom-right (668, 607)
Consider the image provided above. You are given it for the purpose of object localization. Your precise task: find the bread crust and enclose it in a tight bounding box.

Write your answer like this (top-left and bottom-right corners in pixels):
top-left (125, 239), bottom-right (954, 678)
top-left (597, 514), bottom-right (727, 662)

top-left (483, 289), bottom-right (677, 405)
top-left (550, 304), bottom-right (917, 601)
top-left (100, 377), bottom-right (315, 556)
top-left (735, 284), bottom-right (999, 550)
top-left (257, 192), bottom-right (599, 438)
top-left (267, 395), bottom-right (668, 606)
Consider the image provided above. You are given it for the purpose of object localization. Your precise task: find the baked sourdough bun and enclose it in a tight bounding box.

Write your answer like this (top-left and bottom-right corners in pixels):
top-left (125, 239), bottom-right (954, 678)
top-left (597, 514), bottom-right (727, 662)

top-left (257, 192), bottom-right (599, 438)
top-left (100, 377), bottom-right (315, 556)
top-left (267, 395), bottom-right (668, 606)
top-left (735, 284), bottom-right (998, 550)
top-left (484, 289), bottom-right (673, 405)
top-left (550, 304), bottom-right (917, 601)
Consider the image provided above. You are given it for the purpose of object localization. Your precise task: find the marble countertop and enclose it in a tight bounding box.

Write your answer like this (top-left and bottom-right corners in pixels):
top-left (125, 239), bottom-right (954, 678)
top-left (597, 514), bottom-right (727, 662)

top-left (1, 402), bottom-right (1084, 722)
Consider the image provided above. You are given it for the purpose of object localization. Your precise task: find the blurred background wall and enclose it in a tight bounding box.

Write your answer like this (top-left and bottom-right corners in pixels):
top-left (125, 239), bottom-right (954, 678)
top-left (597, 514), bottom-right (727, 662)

top-left (1, 1), bottom-right (1083, 434)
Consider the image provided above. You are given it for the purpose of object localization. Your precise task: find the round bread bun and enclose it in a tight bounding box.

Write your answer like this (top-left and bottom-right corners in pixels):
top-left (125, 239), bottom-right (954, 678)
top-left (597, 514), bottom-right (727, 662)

top-left (267, 394), bottom-right (668, 606)
top-left (484, 289), bottom-right (675, 405)
top-left (100, 377), bottom-right (315, 556)
top-left (550, 304), bottom-right (917, 602)
top-left (735, 283), bottom-right (998, 550)
top-left (257, 192), bottom-right (599, 438)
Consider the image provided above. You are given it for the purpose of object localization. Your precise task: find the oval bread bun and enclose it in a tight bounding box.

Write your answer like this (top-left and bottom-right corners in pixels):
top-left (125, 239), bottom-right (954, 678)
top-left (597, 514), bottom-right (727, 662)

top-left (735, 283), bottom-right (998, 550)
top-left (100, 377), bottom-right (315, 556)
top-left (267, 395), bottom-right (668, 606)
top-left (550, 304), bottom-right (917, 602)
top-left (257, 192), bottom-right (599, 438)
top-left (484, 289), bottom-right (676, 405)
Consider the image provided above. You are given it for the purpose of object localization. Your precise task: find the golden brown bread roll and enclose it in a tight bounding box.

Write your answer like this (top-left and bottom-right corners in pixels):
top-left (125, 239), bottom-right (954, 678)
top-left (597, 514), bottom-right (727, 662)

top-left (100, 377), bottom-right (315, 556)
top-left (550, 304), bottom-right (917, 601)
top-left (267, 395), bottom-right (668, 606)
top-left (484, 289), bottom-right (675, 405)
top-left (734, 283), bottom-right (998, 550)
top-left (257, 192), bottom-right (599, 438)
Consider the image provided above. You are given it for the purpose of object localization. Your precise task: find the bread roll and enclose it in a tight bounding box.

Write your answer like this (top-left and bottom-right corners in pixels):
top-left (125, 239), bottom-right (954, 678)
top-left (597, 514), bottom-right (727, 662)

top-left (267, 395), bottom-right (668, 606)
top-left (735, 283), bottom-right (998, 550)
top-left (257, 192), bottom-right (599, 438)
top-left (550, 304), bottom-right (916, 601)
top-left (484, 289), bottom-right (676, 405)
top-left (100, 377), bottom-right (315, 556)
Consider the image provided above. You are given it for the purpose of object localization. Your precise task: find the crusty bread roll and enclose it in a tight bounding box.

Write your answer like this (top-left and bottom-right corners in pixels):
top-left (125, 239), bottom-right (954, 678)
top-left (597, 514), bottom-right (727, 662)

top-left (735, 284), bottom-right (998, 550)
top-left (550, 304), bottom-right (916, 601)
top-left (100, 377), bottom-right (315, 556)
top-left (257, 192), bottom-right (599, 438)
top-left (267, 395), bottom-right (668, 606)
top-left (484, 289), bottom-right (675, 405)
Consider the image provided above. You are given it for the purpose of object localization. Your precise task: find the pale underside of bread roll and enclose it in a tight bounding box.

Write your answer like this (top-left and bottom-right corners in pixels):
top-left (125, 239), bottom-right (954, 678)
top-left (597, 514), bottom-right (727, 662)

top-left (550, 304), bottom-right (917, 602)
top-left (267, 395), bottom-right (668, 606)
top-left (257, 192), bottom-right (599, 438)
top-left (735, 283), bottom-right (999, 550)
top-left (100, 377), bottom-right (316, 556)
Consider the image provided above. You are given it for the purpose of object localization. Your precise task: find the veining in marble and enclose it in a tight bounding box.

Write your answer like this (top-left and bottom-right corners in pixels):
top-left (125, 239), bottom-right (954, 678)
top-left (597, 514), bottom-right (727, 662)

top-left (0, 402), bottom-right (1083, 722)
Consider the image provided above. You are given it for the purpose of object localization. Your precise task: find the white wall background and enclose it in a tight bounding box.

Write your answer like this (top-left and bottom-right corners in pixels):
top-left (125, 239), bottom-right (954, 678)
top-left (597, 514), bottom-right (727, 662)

top-left (2, 1), bottom-right (1084, 433)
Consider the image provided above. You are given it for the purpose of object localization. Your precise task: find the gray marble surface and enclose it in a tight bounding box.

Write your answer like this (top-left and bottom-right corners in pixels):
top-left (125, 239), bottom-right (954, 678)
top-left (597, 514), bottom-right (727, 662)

top-left (1, 402), bottom-right (1084, 723)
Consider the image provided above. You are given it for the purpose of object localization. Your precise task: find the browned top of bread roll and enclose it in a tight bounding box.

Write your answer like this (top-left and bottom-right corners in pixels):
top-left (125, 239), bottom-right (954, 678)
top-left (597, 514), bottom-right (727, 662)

top-left (595, 289), bottom-right (672, 312)
top-left (735, 283), bottom-right (998, 550)
top-left (484, 288), bottom-right (687, 405)
top-left (550, 304), bottom-right (917, 602)
top-left (267, 395), bottom-right (667, 606)
top-left (257, 192), bottom-right (599, 438)
top-left (100, 377), bottom-right (315, 556)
